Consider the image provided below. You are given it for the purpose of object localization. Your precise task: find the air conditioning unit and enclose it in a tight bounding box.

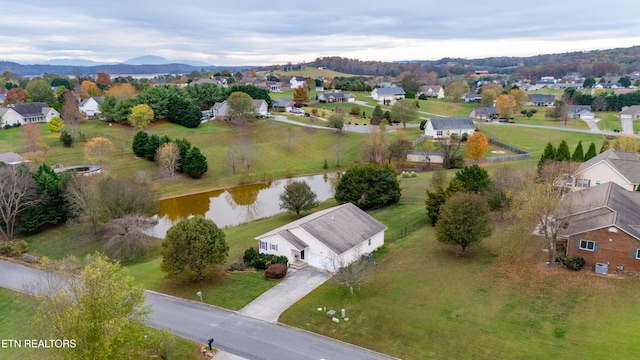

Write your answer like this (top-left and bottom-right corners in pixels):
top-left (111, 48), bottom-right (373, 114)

top-left (595, 262), bottom-right (608, 275)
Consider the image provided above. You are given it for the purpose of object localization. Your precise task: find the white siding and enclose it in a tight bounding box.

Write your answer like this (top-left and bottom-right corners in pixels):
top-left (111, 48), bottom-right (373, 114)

top-left (574, 162), bottom-right (635, 191)
top-left (1, 109), bottom-right (22, 127)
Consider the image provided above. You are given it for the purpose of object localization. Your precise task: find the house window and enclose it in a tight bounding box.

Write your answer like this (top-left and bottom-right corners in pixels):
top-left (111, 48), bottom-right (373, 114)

top-left (578, 239), bottom-right (597, 252)
top-left (368, 238), bottom-right (371, 246)
top-left (259, 241), bottom-right (267, 250)
top-left (578, 179), bottom-right (589, 188)
top-left (270, 243), bottom-right (278, 251)
top-left (436, 130), bottom-right (443, 137)
top-left (634, 249), bottom-right (640, 260)
top-left (595, 180), bottom-right (601, 185)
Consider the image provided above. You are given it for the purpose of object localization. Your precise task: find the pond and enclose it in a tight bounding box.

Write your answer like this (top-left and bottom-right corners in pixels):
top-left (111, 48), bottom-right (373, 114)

top-left (149, 172), bottom-right (341, 238)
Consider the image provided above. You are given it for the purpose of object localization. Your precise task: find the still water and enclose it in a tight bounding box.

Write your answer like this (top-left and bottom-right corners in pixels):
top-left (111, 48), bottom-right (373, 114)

top-left (149, 172), bottom-right (341, 238)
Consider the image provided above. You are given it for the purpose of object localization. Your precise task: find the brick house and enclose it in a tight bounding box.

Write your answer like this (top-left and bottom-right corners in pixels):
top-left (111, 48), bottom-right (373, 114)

top-left (558, 182), bottom-right (640, 272)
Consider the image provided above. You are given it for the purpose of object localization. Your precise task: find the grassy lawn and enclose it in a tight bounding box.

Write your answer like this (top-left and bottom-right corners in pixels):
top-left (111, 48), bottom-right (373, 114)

top-left (271, 68), bottom-right (363, 79)
top-left (634, 119), bottom-right (640, 135)
top-left (0, 288), bottom-right (202, 359)
top-left (478, 124), bottom-right (605, 159)
top-left (280, 174), bottom-right (640, 359)
top-left (417, 98), bottom-right (477, 117)
top-left (595, 112), bottom-right (622, 131)
top-left (509, 110), bottom-right (590, 130)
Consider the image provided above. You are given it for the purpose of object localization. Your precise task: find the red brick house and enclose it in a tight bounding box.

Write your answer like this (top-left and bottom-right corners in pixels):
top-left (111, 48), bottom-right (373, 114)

top-left (558, 182), bottom-right (640, 273)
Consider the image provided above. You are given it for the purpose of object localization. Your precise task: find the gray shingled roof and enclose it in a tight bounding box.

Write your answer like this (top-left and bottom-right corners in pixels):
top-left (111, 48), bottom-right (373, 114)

top-left (374, 87), bottom-right (405, 95)
top-left (559, 182), bottom-right (640, 240)
top-left (0, 152), bottom-right (22, 164)
top-left (576, 149), bottom-right (640, 184)
top-left (79, 96), bottom-right (103, 107)
top-left (570, 105), bottom-right (592, 113)
top-left (430, 117), bottom-right (475, 130)
top-left (620, 105), bottom-right (640, 115)
top-left (528, 94), bottom-right (555, 103)
top-left (257, 203), bottom-right (387, 255)
top-left (7, 102), bottom-right (50, 117)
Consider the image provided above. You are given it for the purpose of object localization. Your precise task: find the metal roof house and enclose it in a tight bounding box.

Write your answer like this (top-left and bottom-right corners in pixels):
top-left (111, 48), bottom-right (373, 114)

top-left (424, 117), bottom-right (476, 139)
top-left (255, 203), bottom-right (387, 269)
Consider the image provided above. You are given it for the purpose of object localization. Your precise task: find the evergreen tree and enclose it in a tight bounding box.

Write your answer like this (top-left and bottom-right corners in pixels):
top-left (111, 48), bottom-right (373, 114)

top-left (600, 139), bottom-right (611, 153)
top-left (538, 142), bottom-right (556, 168)
top-left (183, 146), bottom-right (208, 179)
top-left (584, 142), bottom-right (597, 161)
top-left (571, 141), bottom-right (584, 162)
top-left (454, 165), bottom-right (490, 194)
top-left (555, 140), bottom-right (571, 161)
top-left (144, 134), bottom-right (163, 161)
top-left (19, 164), bottom-right (68, 234)
top-left (132, 130), bottom-right (149, 157)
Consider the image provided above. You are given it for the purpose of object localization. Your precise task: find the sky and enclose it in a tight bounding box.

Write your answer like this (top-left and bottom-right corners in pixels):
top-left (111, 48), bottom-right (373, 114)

top-left (2, 0), bottom-right (640, 66)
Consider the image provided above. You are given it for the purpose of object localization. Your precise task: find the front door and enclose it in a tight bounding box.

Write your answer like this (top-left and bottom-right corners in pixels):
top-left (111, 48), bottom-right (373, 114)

top-left (300, 250), bottom-right (305, 260)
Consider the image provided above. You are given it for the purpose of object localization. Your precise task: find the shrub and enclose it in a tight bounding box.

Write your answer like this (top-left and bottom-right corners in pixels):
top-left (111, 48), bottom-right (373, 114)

top-left (557, 255), bottom-right (586, 271)
top-left (226, 261), bottom-right (247, 272)
top-left (59, 130), bottom-right (74, 147)
top-left (248, 253), bottom-right (288, 270)
top-left (0, 240), bottom-right (28, 257)
top-left (265, 263), bottom-right (287, 279)
top-left (243, 247), bottom-right (258, 265)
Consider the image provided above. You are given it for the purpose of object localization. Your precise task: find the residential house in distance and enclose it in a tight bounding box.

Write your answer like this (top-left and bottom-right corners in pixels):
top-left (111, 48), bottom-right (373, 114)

top-left (289, 76), bottom-right (306, 89)
top-left (79, 96), bottom-right (103, 117)
top-left (0, 151), bottom-right (24, 166)
top-left (619, 105), bottom-right (640, 121)
top-left (572, 149), bottom-right (640, 192)
top-left (0, 102), bottom-right (59, 128)
top-left (210, 99), bottom-right (268, 118)
top-left (371, 87), bottom-right (405, 104)
top-left (463, 93), bottom-right (482, 103)
top-left (527, 94), bottom-right (555, 107)
top-left (558, 181), bottom-right (640, 273)
top-left (424, 117), bottom-right (476, 139)
top-left (569, 105), bottom-right (595, 120)
top-left (470, 107), bottom-right (498, 121)
top-left (317, 91), bottom-right (356, 103)
top-left (417, 85), bottom-right (444, 99)
top-left (255, 203), bottom-right (387, 269)
top-left (537, 76), bottom-right (556, 86)
top-left (272, 98), bottom-right (294, 113)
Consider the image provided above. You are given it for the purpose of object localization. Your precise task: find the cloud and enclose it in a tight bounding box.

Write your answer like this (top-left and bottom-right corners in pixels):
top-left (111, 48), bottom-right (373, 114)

top-left (1, 0), bottom-right (640, 65)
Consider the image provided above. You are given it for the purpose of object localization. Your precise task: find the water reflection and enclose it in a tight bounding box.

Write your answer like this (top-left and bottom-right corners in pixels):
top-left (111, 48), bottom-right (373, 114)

top-left (150, 172), bottom-right (340, 238)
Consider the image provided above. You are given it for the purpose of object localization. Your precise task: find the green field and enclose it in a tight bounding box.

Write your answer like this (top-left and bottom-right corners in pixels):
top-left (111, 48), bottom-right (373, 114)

top-left (596, 112), bottom-right (622, 131)
top-left (509, 110), bottom-right (590, 130)
top-left (280, 174), bottom-right (640, 360)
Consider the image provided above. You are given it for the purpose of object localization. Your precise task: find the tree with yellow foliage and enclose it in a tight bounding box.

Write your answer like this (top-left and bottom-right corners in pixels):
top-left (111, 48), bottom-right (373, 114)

top-left (612, 135), bottom-right (636, 152)
top-left (47, 116), bottom-right (65, 133)
top-left (508, 88), bottom-right (528, 114)
top-left (106, 83), bottom-right (138, 100)
top-left (466, 132), bottom-right (489, 162)
top-left (495, 94), bottom-right (516, 120)
top-left (80, 80), bottom-right (101, 99)
top-left (128, 104), bottom-right (154, 130)
top-left (84, 137), bottom-right (112, 164)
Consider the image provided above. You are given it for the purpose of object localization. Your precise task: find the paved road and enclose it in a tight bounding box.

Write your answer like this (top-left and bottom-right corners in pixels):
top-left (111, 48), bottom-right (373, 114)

top-left (0, 260), bottom-right (397, 360)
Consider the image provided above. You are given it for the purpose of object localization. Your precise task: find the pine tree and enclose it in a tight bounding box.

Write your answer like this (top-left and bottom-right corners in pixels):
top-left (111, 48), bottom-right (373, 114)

top-left (132, 130), bottom-right (149, 157)
top-left (571, 141), bottom-right (584, 162)
top-left (538, 142), bottom-right (556, 169)
top-left (183, 146), bottom-right (208, 179)
top-left (584, 142), bottom-right (597, 161)
top-left (555, 140), bottom-right (571, 161)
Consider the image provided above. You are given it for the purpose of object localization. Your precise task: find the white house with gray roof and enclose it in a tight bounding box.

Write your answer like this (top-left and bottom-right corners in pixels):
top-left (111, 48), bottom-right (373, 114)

top-left (572, 149), bottom-right (640, 192)
top-left (619, 105), bottom-right (640, 121)
top-left (255, 203), bottom-right (387, 269)
top-left (424, 117), bottom-right (476, 139)
top-left (371, 87), bottom-right (405, 104)
top-left (79, 96), bottom-right (103, 117)
top-left (0, 102), bottom-right (59, 128)
top-left (289, 76), bottom-right (306, 89)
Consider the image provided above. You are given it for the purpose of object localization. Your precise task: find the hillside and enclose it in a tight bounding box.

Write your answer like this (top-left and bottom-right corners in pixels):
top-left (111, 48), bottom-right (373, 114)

top-left (0, 61), bottom-right (250, 76)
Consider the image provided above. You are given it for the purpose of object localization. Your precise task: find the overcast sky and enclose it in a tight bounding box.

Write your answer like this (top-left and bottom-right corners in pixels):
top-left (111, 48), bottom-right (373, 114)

top-left (2, 1), bottom-right (640, 66)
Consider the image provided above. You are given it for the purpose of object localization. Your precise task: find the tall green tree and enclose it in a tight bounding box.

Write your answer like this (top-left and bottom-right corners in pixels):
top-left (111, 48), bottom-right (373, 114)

top-left (132, 130), bottom-right (149, 157)
top-left (26, 78), bottom-right (56, 105)
top-left (144, 134), bottom-right (164, 161)
top-left (335, 163), bottom-right (401, 210)
top-left (435, 192), bottom-right (492, 252)
top-left (19, 164), bottom-right (68, 235)
top-left (161, 216), bottom-right (229, 282)
top-left (226, 91), bottom-right (255, 125)
top-left (167, 92), bottom-right (201, 128)
top-left (33, 253), bottom-right (149, 360)
top-left (584, 142), bottom-right (597, 161)
top-left (555, 140), bottom-right (571, 161)
top-left (571, 141), bottom-right (584, 162)
top-left (279, 180), bottom-right (318, 216)
top-left (538, 142), bottom-right (556, 170)
top-left (454, 164), bottom-right (490, 194)
top-left (390, 99), bottom-right (418, 128)
top-left (183, 146), bottom-right (208, 179)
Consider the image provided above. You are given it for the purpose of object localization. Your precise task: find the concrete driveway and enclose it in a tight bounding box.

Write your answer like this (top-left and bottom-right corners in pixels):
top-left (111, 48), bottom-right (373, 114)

top-left (621, 117), bottom-right (634, 134)
top-left (238, 266), bottom-right (330, 322)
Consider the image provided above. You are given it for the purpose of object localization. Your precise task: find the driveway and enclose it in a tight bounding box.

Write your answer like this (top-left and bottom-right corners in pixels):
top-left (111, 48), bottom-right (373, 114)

top-left (621, 117), bottom-right (634, 134)
top-left (238, 266), bottom-right (330, 322)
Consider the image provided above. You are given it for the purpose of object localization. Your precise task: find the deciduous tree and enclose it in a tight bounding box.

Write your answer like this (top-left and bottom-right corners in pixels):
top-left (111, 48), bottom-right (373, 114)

top-left (62, 91), bottom-right (84, 137)
top-left (20, 123), bottom-right (43, 152)
top-left (466, 132), bottom-right (489, 162)
top-left (80, 80), bottom-right (101, 99)
top-left (445, 82), bottom-right (468, 103)
top-left (292, 86), bottom-right (309, 105)
top-left (0, 165), bottom-right (38, 240)
top-left (390, 99), bottom-right (418, 128)
top-left (5, 87), bottom-right (27, 104)
top-left (435, 192), bottom-right (491, 252)
top-left (48, 116), bottom-right (65, 133)
top-left (155, 142), bottom-right (181, 178)
top-left (495, 94), bottom-right (516, 119)
top-left (226, 91), bottom-right (255, 128)
top-left (106, 83), bottom-right (138, 100)
top-left (279, 180), bottom-right (318, 216)
top-left (323, 248), bottom-right (376, 295)
top-left (26, 78), bottom-right (56, 105)
top-left (104, 214), bottom-right (157, 261)
top-left (328, 112), bottom-right (345, 134)
top-left (31, 253), bottom-right (149, 360)
top-left (161, 216), bottom-right (229, 282)
top-left (128, 103), bottom-right (154, 130)
top-left (612, 135), bottom-right (636, 152)
top-left (508, 88), bottom-right (528, 114)
top-left (84, 137), bottom-right (113, 164)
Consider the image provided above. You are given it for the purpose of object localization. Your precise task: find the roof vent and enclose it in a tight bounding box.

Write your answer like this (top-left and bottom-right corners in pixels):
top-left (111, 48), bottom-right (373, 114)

top-left (608, 227), bottom-right (618, 233)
